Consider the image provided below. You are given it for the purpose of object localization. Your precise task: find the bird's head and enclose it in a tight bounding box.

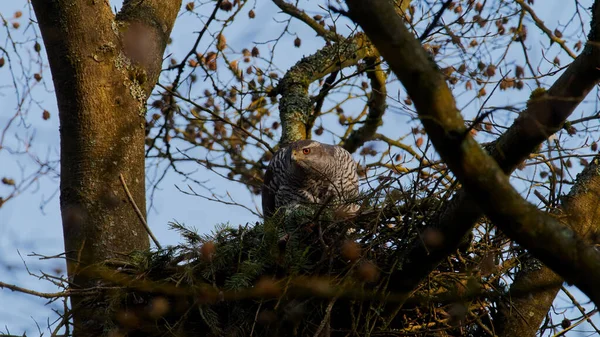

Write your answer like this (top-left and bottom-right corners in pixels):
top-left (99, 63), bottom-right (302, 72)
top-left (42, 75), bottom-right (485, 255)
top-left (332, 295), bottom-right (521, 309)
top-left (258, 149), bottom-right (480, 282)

top-left (289, 140), bottom-right (331, 172)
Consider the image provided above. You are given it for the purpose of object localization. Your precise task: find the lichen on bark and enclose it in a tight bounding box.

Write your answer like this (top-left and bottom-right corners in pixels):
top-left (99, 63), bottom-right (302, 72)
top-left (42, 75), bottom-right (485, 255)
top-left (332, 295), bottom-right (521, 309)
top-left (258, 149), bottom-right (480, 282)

top-left (31, 0), bottom-right (182, 335)
top-left (277, 33), bottom-right (377, 145)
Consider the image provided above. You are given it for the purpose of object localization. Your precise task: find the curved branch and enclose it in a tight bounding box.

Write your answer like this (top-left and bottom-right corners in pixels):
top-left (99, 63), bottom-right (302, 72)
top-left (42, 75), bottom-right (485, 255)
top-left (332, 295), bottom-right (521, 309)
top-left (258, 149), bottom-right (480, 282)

top-left (346, 0), bottom-right (600, 306)
top-left (496, 155), bottom-right (600, 336)
top-left (277, 33), bottom-right (378, 145)
top-left (342, 58), bottom-right (387, 153)
top-left (342, 0), bottom-right (600, 309)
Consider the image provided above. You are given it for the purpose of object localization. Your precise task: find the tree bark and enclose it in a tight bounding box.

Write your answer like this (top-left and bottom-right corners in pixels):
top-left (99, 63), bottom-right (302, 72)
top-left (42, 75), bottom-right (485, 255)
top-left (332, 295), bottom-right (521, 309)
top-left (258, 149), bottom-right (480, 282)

top-left (277, 34), bottom-right (377, 145)
top-left (495, 156), bottom-right (600, 336)
top-left (344, 0), bottom-right (600, 309)
top-left (346, 0), bottom-right (600, 306)
top-left (31, 0), bottom-right (181, 335)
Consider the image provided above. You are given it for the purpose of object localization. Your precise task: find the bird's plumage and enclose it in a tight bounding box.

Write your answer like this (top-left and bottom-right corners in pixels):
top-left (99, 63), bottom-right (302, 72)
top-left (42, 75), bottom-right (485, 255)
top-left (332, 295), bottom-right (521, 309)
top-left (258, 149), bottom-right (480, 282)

top-left (262, 140), bottom-right (359, 217)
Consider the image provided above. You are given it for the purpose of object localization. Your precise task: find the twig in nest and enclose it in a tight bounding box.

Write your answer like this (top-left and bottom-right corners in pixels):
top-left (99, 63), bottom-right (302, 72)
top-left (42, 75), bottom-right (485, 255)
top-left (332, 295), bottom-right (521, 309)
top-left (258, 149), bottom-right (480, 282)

top-left (0, 280), bottom-right (98, 298)
top-left (313, 297), bottom-right (337, 337)
top-left (119, 173), bottom-right (162, 249)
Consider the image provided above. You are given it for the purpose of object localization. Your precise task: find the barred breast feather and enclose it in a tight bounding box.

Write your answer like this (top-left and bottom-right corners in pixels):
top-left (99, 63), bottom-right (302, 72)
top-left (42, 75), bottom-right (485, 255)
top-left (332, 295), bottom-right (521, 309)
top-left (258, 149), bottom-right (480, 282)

top-left (262, 140), bottom-right (359, 218)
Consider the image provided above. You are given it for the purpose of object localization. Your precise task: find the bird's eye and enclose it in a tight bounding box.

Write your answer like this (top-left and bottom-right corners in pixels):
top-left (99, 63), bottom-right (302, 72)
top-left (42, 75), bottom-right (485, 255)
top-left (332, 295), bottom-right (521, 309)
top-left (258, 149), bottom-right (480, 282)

top-left (302, 148), bottom-right (311, 155)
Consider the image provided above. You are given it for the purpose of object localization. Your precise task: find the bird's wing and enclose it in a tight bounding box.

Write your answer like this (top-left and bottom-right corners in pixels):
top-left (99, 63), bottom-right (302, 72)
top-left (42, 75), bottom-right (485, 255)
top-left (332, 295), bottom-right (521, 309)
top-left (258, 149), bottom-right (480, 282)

top-left (261, 163), bottom-right (276, 218)
top-left (335, 146), bottom-right (360, 198)
top-left (262, 147), bottom-right (288, 218)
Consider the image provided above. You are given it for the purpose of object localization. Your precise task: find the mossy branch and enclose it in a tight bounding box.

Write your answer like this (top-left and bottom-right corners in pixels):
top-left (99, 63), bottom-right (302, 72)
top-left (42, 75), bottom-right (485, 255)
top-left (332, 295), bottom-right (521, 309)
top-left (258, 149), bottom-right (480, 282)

top-left (340, 0), bottom-right (600, 313)
top-left (346, 0), bottom-right (600, 306)
top-left (277, 34), bottom-right (377, 145)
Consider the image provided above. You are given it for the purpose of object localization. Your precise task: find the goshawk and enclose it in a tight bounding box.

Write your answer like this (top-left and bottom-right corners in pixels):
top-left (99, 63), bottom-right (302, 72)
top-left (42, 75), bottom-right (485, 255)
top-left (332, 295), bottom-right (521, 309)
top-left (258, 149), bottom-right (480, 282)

top-left (262, 140), bottom-right (359, 217)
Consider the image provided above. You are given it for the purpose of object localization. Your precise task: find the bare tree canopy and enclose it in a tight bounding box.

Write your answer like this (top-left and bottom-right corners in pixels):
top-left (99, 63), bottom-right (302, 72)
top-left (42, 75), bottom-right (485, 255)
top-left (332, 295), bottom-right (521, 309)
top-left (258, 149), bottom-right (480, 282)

top-left (1, 0), bottom-right (599, 336)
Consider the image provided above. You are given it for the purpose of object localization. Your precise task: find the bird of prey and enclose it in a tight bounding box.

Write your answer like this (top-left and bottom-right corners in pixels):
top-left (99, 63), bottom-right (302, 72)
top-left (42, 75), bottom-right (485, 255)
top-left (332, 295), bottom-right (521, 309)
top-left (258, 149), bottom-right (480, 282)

top-left (262, 139), bottom-right (359, 218)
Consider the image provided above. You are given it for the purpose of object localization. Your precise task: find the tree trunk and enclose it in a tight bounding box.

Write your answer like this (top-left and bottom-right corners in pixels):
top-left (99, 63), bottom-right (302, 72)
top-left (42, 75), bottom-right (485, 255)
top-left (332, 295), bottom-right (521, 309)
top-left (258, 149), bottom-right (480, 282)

top-left (31, 1), bottom-right (181, 335)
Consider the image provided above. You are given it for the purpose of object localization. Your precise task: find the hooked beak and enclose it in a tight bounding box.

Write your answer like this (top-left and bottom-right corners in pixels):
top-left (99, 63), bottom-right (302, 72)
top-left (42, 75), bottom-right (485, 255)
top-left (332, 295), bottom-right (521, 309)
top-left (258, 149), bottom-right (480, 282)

top-left (290, 150), bottom-right (306, 168)
top-left (291, 149), bottom-right (302, 162)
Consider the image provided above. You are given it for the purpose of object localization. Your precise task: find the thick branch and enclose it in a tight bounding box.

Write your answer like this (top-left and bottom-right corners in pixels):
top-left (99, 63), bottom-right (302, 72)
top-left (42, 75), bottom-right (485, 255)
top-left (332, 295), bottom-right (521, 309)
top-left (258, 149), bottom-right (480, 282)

top-left (277, 34), bottom-right (377, 145)
top-left (495, 156), bottom-right (600, 336)
top-left (346, 0), bottom-right (600, 306)
top-left (346, 0), bottom-right (600, 307)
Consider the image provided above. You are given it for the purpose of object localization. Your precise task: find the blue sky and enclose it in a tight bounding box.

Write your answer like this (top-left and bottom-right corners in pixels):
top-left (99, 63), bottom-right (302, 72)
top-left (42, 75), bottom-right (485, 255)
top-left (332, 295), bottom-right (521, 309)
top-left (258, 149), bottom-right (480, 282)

top-left (0, 0), bottom-right (599, 335)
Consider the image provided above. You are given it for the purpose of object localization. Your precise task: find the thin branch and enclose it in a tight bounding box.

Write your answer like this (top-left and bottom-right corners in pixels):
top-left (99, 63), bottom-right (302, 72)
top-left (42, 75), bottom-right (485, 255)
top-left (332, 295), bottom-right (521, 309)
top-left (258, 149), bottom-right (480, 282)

top-left (272, 0), bottom-right (340, 41)
top-left (159, 83), bottom-right (275, 154)
top-left (313, 297), bottom-right (337, 337)
top-left (552, 309), bottom-right (599, 337)
top-left (515, 0), bottom-right (577, 59)
top-left (0, 280), bottom-right (98, 299)
top-left (419, 0), bottom-right (453, 41)
top-left (171, 0), bottom-right (223, 90)
top-left (560, 286), bottom-right (600, 334)
top-left (343, 58), bottom-right (387, 153)
top-left (119, 173), bottom-right (162, 249)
